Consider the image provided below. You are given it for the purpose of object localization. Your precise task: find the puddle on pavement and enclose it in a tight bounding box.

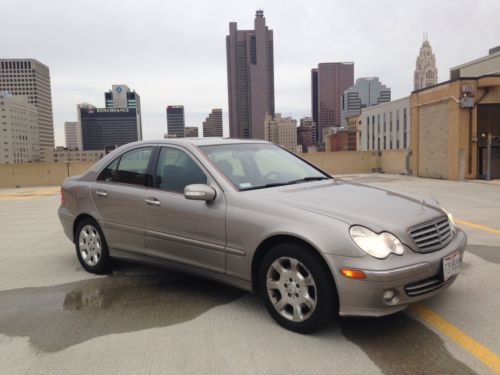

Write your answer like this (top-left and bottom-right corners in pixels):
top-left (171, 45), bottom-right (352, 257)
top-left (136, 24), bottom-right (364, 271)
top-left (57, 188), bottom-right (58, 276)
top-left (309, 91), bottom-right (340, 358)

top-left (340, 312), bottom-right (475, 375)
top-left (466, 244), bottom-right (500, 264)
top-left (0, 269), bottom-right (244, 352)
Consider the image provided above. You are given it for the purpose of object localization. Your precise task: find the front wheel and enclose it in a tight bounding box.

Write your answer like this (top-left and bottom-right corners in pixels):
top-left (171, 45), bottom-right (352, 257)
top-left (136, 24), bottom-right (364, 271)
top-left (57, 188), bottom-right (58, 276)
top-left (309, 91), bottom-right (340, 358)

top-left (75, 218), bottom-right (111, 274)
top-left (258, 242), bottom-right (338, 333)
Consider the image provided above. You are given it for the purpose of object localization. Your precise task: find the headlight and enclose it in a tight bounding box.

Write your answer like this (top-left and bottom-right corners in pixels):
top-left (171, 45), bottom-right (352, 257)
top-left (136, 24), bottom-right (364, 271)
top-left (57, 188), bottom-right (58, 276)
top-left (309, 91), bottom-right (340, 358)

top-left (440, 207), bottom-right (456, 231)
top-left (349, 226), bottom-right (404, 259)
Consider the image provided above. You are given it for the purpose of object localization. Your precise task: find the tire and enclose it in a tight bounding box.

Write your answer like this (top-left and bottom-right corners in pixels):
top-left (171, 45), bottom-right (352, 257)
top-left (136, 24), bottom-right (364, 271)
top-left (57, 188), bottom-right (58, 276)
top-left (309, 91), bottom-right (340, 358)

top-left (258, 242), bottom-right (338, 333)
top-left (75, 218), bottom-right (111, 274)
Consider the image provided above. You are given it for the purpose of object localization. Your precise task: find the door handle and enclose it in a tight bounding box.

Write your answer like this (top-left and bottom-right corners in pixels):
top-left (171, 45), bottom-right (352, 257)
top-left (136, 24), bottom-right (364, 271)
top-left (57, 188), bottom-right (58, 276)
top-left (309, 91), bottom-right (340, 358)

top-left (96, 190), bottom-right (108, 198)
top-left (145, 198), bottom-right (161, 207)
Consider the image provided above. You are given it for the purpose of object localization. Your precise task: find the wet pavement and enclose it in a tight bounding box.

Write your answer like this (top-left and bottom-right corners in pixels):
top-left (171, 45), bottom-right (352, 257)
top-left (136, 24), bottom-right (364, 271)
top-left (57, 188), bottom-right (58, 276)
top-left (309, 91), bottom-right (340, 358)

top-left (0, 175), bottom-right (498, 374)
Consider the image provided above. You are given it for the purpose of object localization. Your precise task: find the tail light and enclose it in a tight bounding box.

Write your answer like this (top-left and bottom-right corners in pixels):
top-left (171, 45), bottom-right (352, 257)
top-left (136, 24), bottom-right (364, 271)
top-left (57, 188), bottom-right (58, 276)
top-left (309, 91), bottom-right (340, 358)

top-left (60, 188), bottom-right (65, 206)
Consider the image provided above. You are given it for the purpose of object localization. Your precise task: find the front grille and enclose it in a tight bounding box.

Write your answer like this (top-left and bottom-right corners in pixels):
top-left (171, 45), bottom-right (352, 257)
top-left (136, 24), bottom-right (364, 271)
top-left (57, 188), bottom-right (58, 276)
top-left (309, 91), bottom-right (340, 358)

top-left (405, 275), bottom-right (454, 297)
top-left (409, 216), bottom-right (452, 253)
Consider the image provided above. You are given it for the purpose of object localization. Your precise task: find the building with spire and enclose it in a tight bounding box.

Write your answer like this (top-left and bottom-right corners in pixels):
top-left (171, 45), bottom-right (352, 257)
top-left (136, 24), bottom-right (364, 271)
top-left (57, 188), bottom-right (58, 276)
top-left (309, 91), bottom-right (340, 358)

top-left (414, 33), bottom-right (438, 90)
top-left (226, 10), bottom-right (275, 139)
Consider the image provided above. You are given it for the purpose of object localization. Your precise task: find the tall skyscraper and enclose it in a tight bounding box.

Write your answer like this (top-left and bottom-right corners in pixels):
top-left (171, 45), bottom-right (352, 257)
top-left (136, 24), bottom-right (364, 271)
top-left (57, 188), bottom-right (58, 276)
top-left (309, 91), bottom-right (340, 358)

top-left (0, 59), bottom-right (54, 160)
top-left (414, 33), bottom-right (438, 90)
top-left (311, 69), bottom-right (319, 128)
top-left (79, 85), bottom-right (142, 151)
top-left (0, 94), bottom-right (40, 164)
top-left (166, 105), bottom-right (185, 138)
top-left (311, 62), bottom-right (354, 146)
top-left (340, 77), bottom-right (391, 126)
top-left (226, 10), bottom-right (275, 139)
top-left (104, 85), bottom-right (142, 140)
top-left (203, 108), bottom-right (223, 137)
top-left (64, 121), bottom-right (80, 150)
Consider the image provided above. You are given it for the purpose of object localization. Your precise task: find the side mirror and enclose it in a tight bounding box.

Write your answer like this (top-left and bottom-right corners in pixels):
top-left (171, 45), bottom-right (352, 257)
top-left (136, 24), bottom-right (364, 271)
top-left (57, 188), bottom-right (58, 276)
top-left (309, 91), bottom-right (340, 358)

top-left (184, 184), bottom-right (216, 202)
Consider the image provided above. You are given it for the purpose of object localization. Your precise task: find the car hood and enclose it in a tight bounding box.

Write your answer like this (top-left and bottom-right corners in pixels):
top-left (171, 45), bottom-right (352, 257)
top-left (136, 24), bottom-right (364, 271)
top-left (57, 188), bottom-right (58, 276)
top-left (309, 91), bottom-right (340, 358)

top-left (260, 179), bottom-right (444, 234)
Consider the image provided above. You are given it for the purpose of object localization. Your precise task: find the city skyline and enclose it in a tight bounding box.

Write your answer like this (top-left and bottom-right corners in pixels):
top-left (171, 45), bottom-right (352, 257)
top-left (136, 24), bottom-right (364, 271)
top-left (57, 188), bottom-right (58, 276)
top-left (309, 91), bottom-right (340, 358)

top-left (1, 0), bottom-right (499, 146)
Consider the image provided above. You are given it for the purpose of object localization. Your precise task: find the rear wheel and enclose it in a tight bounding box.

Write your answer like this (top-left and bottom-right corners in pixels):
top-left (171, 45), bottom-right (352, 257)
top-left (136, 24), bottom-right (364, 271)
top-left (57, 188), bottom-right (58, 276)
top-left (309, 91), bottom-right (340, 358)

top-left (75, 218), bottom-right (111, 274)
top-left (258, 242), bottom-right (338, 333)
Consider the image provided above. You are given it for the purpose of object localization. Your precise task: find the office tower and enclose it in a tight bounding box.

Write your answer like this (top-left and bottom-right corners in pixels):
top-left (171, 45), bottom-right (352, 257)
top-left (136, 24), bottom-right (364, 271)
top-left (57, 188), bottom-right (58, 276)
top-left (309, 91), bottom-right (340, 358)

top-left (340, 77), bottom-right (391, 126)
top-left (202, 108), bottom-right (223, 137)
top-left (64, 121), bottom-right (80, 150)
top-left (166, 105), bottom-right (185, 138)
top-left (184, 126), bottom-right (199, 137)
top-left (297, 117), bottom-right (316, 153)
top-left (226, 10), bottom-right (275, 139)
top-left (0, 59), bottom-right (54, 160)
top-left (311, 69), bottom-right (318, 128)
top-left (264, 113), bottom-right (297, 153)
top-left (414, 33), bottom-right (438, 90)
top-left (0, 94), bottom-right (40, 163)
top-left (78, 85), bottom-right (142, 151)
top-left (311, 62), bottom-right (354, 146)
top-left (104, 84), bottom-right (142, 140)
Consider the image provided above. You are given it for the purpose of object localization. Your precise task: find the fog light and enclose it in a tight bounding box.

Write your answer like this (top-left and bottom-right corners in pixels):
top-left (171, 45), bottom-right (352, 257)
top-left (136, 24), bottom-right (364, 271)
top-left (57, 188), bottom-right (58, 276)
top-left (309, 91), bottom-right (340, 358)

top-left (383, 290), bottom-right (395, 301)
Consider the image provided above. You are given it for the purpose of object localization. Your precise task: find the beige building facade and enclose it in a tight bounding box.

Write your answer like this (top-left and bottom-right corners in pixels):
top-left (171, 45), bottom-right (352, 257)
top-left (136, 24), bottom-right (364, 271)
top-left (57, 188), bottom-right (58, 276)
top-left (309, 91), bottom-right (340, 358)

top-left (64, 121), bottom-right (81, 150)
top-left (359, 97), bottom-right (411, 151)
top-left (0, 59), bottom-right (54, 160)
top-left (410, 75), bottom-right (500, 180)
top-left (264, 113), bottom-right (297, 153)
top-left (0, 94), bottom-right (40, 164)
top-left (450, 47), bottom-right (500, 79)
top-left (45, 147), bottom-right (105, 163)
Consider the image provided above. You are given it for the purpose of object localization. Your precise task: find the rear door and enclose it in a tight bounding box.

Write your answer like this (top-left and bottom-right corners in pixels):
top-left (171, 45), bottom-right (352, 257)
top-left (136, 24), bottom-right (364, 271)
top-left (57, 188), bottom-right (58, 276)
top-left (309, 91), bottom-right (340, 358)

top-left (144, 146), bottom-right (226, 273)
top-left (91, 146), bottom-right (154, 255)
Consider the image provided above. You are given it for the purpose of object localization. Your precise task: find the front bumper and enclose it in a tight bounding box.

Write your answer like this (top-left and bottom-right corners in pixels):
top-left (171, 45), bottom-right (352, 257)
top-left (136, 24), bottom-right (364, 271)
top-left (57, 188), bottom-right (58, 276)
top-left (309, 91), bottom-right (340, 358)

top-left (325, 228), bottom-right (467, 317)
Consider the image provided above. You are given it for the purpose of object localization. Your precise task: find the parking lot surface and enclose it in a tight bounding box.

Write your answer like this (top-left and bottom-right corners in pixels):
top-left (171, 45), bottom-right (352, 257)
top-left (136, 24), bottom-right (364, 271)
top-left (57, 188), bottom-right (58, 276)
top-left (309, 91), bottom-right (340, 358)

top-left (0, 175), bottom-right (498, 374)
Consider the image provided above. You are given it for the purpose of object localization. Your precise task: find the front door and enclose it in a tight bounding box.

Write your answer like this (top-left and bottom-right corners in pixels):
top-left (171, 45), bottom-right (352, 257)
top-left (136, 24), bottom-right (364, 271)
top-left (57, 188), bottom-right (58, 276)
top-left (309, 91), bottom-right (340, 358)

top-left (144, 146), bottom-right (226, 273)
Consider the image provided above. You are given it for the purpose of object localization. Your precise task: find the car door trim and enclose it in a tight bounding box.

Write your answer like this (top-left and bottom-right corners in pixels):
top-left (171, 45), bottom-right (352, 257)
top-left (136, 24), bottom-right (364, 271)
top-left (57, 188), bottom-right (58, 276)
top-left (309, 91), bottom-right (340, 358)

top-left (145, 228), bottom-right (227, 254)
top-left (101, 220), bottom-right (145, 236)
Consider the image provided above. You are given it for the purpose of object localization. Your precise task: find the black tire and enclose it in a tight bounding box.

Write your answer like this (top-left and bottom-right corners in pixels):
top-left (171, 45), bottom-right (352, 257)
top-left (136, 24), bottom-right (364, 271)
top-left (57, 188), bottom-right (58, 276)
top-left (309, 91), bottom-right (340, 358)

top-left (258, 242), bottom-right (338, 333)
top-left (75, 218), bottom-right (111, 274)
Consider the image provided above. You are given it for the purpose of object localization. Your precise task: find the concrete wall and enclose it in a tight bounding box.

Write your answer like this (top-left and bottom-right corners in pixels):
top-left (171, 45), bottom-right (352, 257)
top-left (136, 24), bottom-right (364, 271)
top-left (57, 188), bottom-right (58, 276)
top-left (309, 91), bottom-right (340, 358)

top-left (302, 150), bottom-right (407, 175)
top-left (418, 102), bottom-right (449, 179)
top-left (0, 151), bottom-right (409, 188)
top-left (0, 161), bottom-right (95, 188)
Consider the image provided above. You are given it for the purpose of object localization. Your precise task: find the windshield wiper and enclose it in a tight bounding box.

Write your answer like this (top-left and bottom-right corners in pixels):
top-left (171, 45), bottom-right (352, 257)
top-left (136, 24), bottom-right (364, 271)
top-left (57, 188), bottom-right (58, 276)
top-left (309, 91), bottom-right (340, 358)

top-left (242, 176), bottom-right (330, 191)
top-left (291, 176), bottom-right (330, 182)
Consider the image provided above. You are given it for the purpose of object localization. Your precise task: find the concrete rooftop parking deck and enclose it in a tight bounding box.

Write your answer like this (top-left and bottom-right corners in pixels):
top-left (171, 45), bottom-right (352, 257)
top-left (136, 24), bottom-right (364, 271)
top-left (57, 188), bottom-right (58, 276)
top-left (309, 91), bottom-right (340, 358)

top-left (0, 174), bottom-right (499, 374)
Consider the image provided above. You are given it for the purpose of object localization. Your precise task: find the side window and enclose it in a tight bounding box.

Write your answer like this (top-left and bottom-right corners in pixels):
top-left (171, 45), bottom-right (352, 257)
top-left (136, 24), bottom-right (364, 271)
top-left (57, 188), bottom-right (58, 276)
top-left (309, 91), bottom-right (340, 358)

top-left (98, 147), bottom-right (153, 186)
top-left (97, 157), bottom-right (119, 182)
top-left (155, 147), bottom-right (207, 193)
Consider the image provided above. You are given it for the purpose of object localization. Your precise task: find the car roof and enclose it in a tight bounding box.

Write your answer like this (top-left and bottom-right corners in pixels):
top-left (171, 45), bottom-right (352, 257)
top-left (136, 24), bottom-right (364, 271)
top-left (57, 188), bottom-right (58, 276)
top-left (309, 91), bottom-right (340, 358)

top-left (141, 138), bottom-right (271, 147)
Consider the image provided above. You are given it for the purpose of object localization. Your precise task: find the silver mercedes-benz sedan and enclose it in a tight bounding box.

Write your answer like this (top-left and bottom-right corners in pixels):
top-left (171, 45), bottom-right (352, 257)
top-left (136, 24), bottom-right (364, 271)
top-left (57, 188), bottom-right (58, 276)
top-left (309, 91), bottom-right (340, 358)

top-left (58, 138), bottom-right (466, 332)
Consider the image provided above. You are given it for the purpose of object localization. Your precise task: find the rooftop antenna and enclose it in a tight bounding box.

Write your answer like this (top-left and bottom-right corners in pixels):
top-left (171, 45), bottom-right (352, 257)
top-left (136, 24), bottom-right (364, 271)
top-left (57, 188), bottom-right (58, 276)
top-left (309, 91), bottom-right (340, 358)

top-left (423, 31), bottom-right (428, 42)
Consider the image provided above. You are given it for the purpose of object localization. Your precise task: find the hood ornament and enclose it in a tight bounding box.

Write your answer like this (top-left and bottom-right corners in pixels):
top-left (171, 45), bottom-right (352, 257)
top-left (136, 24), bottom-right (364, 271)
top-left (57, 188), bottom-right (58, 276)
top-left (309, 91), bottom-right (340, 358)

top-left (419, 199), bottom-right (427, 211)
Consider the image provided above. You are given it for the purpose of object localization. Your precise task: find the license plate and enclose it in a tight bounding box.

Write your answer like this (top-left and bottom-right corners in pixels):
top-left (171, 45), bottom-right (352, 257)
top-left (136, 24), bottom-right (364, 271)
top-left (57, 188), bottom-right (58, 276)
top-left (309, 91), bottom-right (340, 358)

top-left (442, 251), bottom-right (461, 281)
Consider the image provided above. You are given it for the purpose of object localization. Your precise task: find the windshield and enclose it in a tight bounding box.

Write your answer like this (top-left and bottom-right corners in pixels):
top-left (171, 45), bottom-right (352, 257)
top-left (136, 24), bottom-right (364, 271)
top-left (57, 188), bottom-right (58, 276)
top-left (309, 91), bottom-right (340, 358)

top-left (200, 143), bottom-right (331, 191)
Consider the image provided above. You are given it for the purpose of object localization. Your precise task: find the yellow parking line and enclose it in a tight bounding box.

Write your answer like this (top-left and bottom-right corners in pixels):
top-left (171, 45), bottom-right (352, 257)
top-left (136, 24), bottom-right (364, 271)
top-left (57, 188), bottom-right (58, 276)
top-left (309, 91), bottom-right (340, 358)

top-left (455, 219), bottom-right (500, 235)
top-left (410, 303), bottom-right (500, 373)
